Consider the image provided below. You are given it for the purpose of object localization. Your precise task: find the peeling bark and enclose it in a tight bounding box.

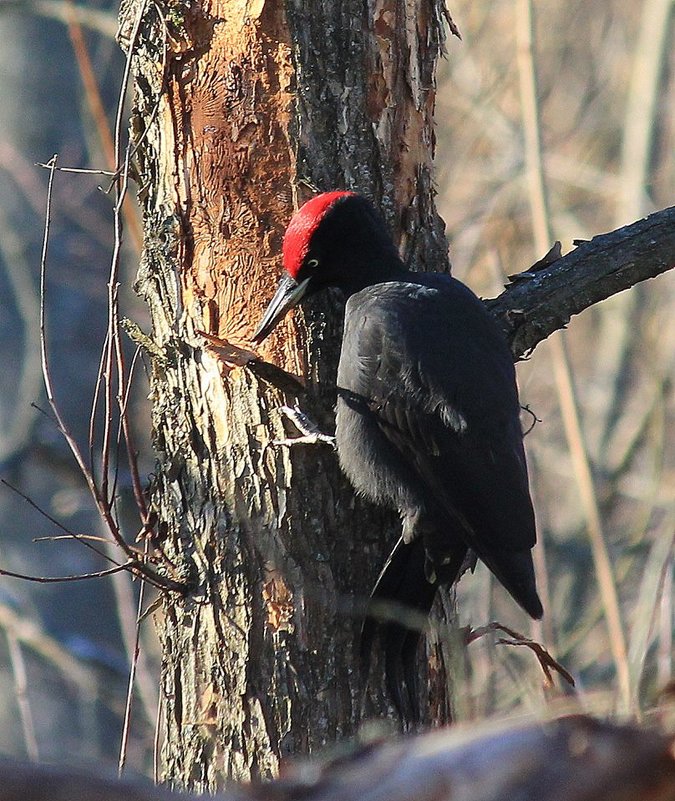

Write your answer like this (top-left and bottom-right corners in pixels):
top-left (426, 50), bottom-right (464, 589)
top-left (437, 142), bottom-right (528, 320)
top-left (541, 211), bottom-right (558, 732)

top-left (119, 0), bottom-right (455, 790)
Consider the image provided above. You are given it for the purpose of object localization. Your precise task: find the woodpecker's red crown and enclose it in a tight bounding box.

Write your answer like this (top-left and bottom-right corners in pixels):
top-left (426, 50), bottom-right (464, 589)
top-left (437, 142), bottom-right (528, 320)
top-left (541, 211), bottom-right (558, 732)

top-left (282, 191), bottom-right (355, 279)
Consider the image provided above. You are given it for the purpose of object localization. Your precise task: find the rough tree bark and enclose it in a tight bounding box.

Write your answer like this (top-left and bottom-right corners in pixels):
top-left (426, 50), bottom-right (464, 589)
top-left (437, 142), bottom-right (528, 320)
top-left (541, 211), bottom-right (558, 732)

top-left (118, 0), bottom-right (456, 791)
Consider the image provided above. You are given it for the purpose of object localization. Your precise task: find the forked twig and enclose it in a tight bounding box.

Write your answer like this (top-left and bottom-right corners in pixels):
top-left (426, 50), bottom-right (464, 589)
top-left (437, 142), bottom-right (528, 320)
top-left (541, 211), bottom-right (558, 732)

top-left (1, 478), bottom-right (122, 566)
top-left (466, 621), bottom-right (575, 688)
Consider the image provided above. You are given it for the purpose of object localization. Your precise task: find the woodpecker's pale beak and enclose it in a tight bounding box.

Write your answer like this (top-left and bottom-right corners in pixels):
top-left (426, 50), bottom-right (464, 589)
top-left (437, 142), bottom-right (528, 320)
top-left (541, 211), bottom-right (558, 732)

top-left (252, 274), bottom-right (312, 343)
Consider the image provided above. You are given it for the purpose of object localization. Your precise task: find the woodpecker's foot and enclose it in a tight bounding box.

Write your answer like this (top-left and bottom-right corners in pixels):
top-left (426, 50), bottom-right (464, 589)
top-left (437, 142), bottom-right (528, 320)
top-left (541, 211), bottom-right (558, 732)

top-left (274, 405), bottom-right (336, 449)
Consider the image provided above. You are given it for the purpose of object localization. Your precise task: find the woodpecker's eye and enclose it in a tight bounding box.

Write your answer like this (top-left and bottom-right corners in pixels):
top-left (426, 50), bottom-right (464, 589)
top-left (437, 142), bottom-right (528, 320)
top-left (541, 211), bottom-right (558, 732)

top-left (307, 258), bottom-right (319, 269)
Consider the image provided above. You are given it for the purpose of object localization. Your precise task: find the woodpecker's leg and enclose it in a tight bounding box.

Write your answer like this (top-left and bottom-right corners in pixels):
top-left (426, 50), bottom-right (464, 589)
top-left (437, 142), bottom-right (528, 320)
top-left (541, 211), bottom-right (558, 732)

top-left (273, 405), bottom-right (336, 448)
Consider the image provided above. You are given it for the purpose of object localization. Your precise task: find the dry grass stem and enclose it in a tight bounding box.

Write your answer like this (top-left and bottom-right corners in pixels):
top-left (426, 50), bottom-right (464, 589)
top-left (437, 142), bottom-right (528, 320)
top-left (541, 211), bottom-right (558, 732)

top-left (514, 0), bottom-right (631, 714)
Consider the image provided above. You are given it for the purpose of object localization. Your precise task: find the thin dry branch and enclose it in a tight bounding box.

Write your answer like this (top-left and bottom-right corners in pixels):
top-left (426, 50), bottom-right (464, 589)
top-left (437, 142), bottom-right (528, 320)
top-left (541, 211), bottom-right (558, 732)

top-left (487, 205), bottom-right (675, 358)
top-left (118, 553), bottom-right (150, 776)
top-left (465, 622), bottom-right (575, 688)
top-left (38, 157), bottom-right (134, 559)
top-left (36, 156), bottom-right (183, 591)
top-left (1, 478), bottom-right (124, 567)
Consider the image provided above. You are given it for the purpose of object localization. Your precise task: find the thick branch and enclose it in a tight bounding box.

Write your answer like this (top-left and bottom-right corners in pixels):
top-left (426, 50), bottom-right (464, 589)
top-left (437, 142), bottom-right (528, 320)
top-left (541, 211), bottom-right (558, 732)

top-left (0, 716), bottom-right (673, 801)
top-left (487, 205), bottom-right (675, 358)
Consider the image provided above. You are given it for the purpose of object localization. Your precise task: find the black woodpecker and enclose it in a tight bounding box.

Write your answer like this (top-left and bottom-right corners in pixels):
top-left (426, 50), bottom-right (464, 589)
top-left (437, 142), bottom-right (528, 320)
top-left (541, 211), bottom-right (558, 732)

top-left (253, 192), bottom-right (542, 721)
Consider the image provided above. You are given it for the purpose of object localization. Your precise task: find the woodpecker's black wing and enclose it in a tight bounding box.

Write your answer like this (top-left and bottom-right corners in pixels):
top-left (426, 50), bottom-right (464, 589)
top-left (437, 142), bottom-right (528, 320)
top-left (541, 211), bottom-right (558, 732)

top-left (340, 275), bottom-right (540, 612)
top-left (340, 276), bottom-right (541, 719)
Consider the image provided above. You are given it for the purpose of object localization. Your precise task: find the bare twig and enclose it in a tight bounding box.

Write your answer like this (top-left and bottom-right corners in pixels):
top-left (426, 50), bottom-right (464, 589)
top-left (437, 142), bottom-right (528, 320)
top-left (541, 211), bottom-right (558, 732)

top-left (118, 542), bottom-right (150, 776)
top-left (1, 479), bottom-right (124, 566)
top-left (33, 534), bottom-right (111, 544)
top-left (153, 692), bottom-right (162, 785)
top-left (100, 330), bottom-right (115, 512)
top-left (466, 622), bottom-right (575, 688)
top-left (89, 333), bottom-right (110, 480)
top-left (117, 345), bottom-right (150, 524)
top-left (35, 162), bottom-right (116, 176)
top-left (109, 536), bottom-right (158, 757)
top-left (38, 158), bottom-right (115, 505)
top-left (520, 404), bottom-right (540, 436)
top-left (37, 156), bottom-right (181, 590)
top-left (0, 563), bottom-right (137, 583)
top-left (99, 0), bottom-right (148, 525)
top-left (38, 167), bottom-right (143, 562)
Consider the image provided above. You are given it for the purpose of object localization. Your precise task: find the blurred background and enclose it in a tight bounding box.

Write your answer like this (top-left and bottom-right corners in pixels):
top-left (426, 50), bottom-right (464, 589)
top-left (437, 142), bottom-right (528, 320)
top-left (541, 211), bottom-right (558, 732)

top-left (0, 0), bottom-right (672, 776)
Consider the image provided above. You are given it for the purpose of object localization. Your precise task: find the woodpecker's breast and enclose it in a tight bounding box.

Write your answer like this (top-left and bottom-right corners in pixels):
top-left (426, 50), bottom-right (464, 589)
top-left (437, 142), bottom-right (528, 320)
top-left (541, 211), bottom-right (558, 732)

top-left (334, 284), bottom-right (430, 517)
top-left (335, 389), bottom-right (423, 517)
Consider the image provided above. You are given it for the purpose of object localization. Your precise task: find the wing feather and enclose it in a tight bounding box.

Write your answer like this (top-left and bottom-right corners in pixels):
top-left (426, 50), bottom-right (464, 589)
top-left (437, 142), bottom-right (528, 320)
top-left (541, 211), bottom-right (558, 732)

top-left (342, 278), bottom-right (537, 562)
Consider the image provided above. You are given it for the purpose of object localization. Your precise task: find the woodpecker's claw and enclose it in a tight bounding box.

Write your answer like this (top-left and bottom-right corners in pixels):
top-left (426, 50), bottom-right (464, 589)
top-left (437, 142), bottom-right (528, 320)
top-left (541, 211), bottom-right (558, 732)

top-left (273, 405), bottom-right (336, 449)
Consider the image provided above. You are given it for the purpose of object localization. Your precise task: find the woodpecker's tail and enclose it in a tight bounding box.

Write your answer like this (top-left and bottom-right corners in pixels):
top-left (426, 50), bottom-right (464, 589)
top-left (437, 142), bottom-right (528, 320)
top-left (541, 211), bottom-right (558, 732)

top-left (360, 536), bottom-right (467, 724)
top-left (481, 547), bottom-right (543, 620)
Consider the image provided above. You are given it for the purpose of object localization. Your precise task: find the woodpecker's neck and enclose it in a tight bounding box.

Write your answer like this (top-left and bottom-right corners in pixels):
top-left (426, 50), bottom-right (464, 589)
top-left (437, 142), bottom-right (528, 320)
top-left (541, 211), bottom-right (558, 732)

top-left (331, 252), bottom-right (408, 298)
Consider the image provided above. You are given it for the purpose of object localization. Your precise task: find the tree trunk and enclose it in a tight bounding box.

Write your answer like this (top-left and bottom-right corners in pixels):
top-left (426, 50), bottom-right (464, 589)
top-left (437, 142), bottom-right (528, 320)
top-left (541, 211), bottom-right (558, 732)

top-left (118, 0), bottom-right (454, 790)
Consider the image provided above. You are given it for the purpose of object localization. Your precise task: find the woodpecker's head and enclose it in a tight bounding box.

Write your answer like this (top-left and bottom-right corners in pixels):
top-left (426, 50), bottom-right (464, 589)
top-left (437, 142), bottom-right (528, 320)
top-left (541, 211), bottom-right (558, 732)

top-left (253, 192), bottom-right (401, 342)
